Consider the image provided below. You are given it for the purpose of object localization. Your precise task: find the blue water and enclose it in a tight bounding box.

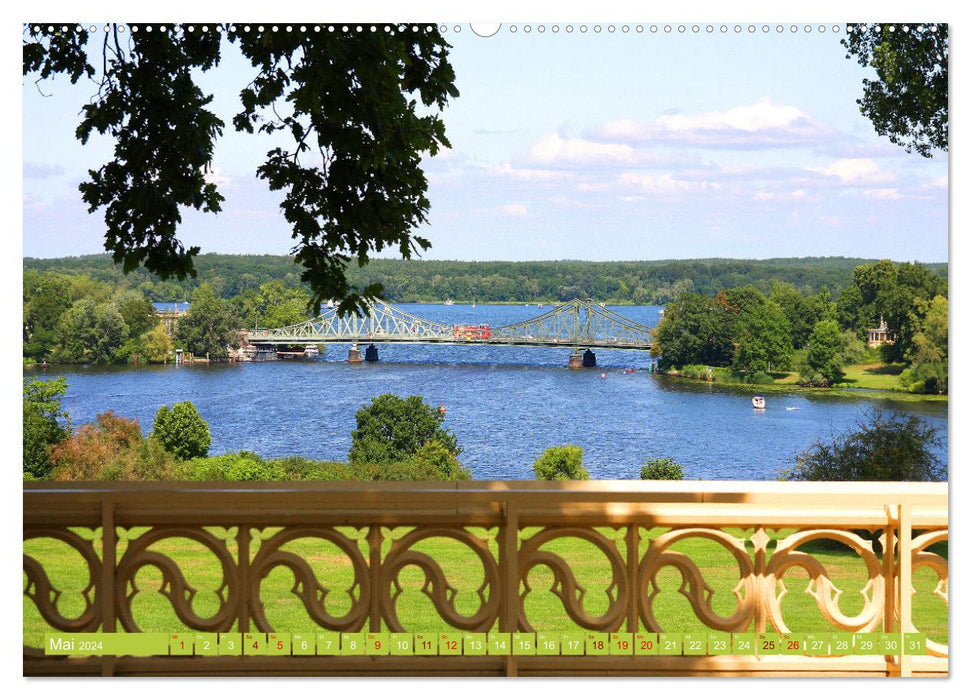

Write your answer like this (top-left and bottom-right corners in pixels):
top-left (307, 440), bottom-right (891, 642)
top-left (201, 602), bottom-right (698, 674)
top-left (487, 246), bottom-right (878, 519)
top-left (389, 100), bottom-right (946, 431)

top-left (24, 304), bottom-right (948, 480)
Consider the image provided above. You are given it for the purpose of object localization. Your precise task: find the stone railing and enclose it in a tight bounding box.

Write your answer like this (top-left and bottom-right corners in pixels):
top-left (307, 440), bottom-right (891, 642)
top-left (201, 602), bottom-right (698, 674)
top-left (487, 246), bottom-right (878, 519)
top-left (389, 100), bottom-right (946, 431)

top-left (23, 481), bottom-right (947, 676)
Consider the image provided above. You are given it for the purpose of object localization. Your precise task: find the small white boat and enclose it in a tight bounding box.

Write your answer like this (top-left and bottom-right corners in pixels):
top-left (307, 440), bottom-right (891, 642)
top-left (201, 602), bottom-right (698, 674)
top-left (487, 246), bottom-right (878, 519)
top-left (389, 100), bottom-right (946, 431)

top-left (752, 396), bottom-right (766, 409)
top-left (304, 345), bottom-right (320, 357)
top-left (444, 299), bottom-right (455, 306)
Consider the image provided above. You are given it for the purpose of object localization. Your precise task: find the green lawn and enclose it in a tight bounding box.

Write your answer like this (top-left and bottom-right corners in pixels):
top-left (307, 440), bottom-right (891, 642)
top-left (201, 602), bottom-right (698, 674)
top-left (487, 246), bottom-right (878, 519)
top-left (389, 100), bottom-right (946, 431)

top-left (839, 363), bottom-right (907, 391)
top-left (24, 527), bottom-right (947, 651)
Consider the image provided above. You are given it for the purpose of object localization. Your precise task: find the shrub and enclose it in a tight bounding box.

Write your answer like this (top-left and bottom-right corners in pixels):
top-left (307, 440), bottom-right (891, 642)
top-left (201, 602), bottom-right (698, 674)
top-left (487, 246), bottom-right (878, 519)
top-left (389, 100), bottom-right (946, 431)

top-left (640, 458), bottom-right (684, 480)
top-left (780, 408), bottom-right (945, 481)
top-left (23, 377), bottom-right (71, 479)
top-left (48, 411), bottom-right (179, 480)
top-left (179, 451), bottom-right (284, 481)
top-left (349, 394), bottom-right (460, 465)
top-left (150, 401), bottom-right (212, 460)
top-left (533, 445), bottom-right (588, 481)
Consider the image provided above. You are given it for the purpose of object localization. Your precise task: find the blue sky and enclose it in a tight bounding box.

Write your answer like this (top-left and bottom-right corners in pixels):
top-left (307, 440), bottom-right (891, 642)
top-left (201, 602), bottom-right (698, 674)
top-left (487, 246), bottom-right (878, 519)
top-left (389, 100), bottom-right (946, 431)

top-left (22, 23), bottom-right (949, 263)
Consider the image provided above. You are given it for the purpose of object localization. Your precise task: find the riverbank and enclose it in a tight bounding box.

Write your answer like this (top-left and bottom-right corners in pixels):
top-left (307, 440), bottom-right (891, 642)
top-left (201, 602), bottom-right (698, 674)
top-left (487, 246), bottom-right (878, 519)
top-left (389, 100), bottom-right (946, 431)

top-left (658, 367), bottom-right (948, 404)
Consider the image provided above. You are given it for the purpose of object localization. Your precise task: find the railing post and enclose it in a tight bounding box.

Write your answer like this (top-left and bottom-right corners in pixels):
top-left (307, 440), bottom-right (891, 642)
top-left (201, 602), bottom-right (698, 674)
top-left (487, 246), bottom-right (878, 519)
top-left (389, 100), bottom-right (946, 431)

top-left (368, 526), bottom-right (383, 632)
top-left (626, 524), bottom-right (639, 632)
top-left (883, 504), bottom-right (897, 673)
top-left (237, 527), bottom-right (251, 633)
top-left (898, 503), bottom-right (913, 677)
top-left (101, 498), bottom-right (116, 677)
top-left (499, 502), bottom-right (519, 676)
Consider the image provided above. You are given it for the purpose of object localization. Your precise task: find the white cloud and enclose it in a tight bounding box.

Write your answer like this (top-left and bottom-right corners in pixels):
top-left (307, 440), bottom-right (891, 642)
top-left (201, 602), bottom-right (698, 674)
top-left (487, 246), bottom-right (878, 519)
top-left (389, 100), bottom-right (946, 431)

top-left (864, 188), bottom-right (904, 200)
top-left (617, 173), bottom-right (712, 195)
top-left (525, 133), bottom-right (635, 166)
top-left (657, 98), bottom-right (809, 133)
top-left (594, 98), bottom-right (831, 148)
top-left (203, 166), bottom-right (232, 188)
top-left (499, 203), bottom-right (529, 217)
top-left (485, 163), bottom-right (573, 182)
top-left (807, 158), bottom-right (896, 185)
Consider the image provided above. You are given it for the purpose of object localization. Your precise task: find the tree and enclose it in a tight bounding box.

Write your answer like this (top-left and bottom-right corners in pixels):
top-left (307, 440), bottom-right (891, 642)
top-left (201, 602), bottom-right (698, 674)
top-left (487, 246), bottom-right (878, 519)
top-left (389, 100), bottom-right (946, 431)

top-left (136, 323), bottom-right (175, 363)
top-left (651, 293), bottom-right (735, 369)
top-left (55, 298), bottom-right (129, 363)
top-left (900, 295), bottom-right (948, 393)
top-left (799, 319), bottom-right (846, 387)
top-left (533, 445), bottom-right (589, 481)
top-left (24, 25), bottom-right (458, 315)
top-left (843, 24), bottom-right (947, 157)
top-left (349, 394), bottom-right (460, 465)
top-left (640, 458), bottom-right (684, 480)
top-left (781, 408), bottom-right (945, 481)
top-left (23, 377), bottom-right (71, 478)
top-left (175, 283), bottom-right (240, 359)
top-left (732, 300), bottom-right (793, 378)
top-left (150, 401), bottom-right (212, 460)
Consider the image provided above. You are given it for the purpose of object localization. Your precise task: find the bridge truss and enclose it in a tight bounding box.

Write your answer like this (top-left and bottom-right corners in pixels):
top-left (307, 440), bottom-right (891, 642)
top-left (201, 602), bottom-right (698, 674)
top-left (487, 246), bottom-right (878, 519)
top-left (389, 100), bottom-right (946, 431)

top-left (246, 299), bottom-right (654, 350)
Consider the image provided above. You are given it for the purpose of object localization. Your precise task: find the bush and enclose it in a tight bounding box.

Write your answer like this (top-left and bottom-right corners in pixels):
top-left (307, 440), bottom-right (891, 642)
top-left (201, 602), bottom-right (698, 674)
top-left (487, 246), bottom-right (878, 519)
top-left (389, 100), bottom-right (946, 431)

top-left (48, 411), bottom-right (179, 480)
top-left (150, 401), bottom-right (212, 460)
top-left (533, 445), bottom-right (589, 480)
top-left (349, 394), bottom-right (460, 465)
top-left (640, 458), bottom-right (684, 480)
top-left (179, 451), bottom-right (285, 481)
top-left (780, 408), bottom-right (945, 481)
top-left (23, 377), bottom-right (71, 479)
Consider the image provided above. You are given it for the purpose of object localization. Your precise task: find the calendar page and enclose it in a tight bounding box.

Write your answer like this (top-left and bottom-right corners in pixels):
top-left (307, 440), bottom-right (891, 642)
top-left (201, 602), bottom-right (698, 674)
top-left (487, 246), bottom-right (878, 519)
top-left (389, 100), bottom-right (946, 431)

top-left (21, 3), bottom-right (949, 682)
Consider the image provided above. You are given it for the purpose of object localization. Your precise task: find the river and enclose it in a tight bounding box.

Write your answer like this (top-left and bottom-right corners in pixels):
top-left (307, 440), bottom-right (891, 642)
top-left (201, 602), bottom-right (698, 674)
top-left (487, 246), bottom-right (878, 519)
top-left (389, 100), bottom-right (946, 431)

top-left (24, 304), bottom-right (948, 480)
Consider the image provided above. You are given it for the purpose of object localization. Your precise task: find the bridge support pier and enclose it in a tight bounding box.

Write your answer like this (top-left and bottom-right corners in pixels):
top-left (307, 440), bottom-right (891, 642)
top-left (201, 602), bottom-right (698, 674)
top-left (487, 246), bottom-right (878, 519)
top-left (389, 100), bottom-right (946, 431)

top-left (364, 344), bottom-right (379, 362)
top-left (348, 345), bottom-right (362, 363)
top-left (582, 349), bottom-right (597, 367)
top-left (569, 349), bottom-right (597, 368)
top-left (569, 351), bottom-right (583, 369)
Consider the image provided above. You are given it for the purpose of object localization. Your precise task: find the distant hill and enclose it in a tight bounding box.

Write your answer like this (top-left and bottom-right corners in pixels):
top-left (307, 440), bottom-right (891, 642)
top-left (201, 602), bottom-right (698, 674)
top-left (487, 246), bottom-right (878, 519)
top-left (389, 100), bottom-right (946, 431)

top-left (23, 254), bottom-right (948, 304)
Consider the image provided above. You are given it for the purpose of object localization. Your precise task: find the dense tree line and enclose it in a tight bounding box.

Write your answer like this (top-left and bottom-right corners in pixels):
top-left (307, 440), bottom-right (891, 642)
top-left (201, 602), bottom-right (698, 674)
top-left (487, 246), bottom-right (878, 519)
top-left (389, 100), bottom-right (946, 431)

top-left (651, 260), bottom-right (948, 393)
top-left (24, 254), bottom-right (946, 306)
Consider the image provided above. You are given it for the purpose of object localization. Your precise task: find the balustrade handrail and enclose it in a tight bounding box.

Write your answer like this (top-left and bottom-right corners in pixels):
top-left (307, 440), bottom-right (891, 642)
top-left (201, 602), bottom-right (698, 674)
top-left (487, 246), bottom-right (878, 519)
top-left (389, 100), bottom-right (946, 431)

top-left (23, 480), bottom-right (948, 677)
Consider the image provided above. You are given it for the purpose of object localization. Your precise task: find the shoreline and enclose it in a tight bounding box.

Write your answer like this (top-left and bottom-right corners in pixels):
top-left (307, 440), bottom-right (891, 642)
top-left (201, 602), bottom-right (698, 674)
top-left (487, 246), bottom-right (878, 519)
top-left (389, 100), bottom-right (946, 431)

top-left (655, 371), bottom-right (948, 404)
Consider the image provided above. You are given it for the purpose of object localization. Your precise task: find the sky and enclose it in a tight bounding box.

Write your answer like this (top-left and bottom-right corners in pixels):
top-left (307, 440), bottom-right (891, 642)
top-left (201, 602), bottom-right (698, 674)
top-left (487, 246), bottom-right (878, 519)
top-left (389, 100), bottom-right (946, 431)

top-left (21, 22), bottom-right (949, 264)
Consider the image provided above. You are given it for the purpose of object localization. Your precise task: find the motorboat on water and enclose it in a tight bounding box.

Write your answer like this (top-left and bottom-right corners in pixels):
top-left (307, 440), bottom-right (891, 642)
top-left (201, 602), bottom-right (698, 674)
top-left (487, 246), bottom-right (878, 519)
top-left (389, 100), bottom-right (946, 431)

top-left (752, 396), bottom-right (766, 409)
top-left (444, 299), bottom-right (455, 306)
top-left (304, 345), bottom-right (320, 357)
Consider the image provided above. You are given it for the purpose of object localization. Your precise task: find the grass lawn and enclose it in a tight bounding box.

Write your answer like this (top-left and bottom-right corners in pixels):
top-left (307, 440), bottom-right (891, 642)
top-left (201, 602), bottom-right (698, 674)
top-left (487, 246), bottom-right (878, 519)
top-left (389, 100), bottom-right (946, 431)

top-left (24, 527), bottom-right (947, 651)
top-left (839, 363), bottom-right (908, 391)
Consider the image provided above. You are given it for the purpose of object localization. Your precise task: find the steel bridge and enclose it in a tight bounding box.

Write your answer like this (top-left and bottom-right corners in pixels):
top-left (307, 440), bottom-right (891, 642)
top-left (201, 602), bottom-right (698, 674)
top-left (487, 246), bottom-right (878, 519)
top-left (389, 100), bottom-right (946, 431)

top-left (246, 299), bottom-right (654, 360)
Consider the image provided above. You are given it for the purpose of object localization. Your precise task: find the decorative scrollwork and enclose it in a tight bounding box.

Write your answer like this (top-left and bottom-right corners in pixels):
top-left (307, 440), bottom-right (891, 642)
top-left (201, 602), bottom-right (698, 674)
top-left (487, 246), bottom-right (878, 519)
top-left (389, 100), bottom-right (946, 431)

top-left (23, 528), bottom-right (102, 657)
top-left (763, 529), bottom-right (884, 634)
top-left (249, 527), bottom-right (370, 632)
top-left (639, 528), bottom-right (756, 633)
top-left (909, 529), bottom-right (948, 658)
top-left (379, 527), bottom-right (499, 632)
top-left (519, 527), bottom-right (628, 632)
top-left (115, 527), bottom-right (238, 632)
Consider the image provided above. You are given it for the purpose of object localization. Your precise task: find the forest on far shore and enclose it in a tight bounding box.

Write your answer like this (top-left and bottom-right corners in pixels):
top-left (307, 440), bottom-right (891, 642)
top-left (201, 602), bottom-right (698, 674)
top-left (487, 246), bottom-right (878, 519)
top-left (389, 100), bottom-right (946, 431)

top-left (23, 254), bottom-right (947, 306)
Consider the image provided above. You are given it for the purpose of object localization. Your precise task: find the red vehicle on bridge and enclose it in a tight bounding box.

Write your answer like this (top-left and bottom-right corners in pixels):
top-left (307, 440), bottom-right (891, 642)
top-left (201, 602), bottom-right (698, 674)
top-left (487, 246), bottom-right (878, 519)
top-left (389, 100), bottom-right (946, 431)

top-left (453, 324), bottom-right (491, 340)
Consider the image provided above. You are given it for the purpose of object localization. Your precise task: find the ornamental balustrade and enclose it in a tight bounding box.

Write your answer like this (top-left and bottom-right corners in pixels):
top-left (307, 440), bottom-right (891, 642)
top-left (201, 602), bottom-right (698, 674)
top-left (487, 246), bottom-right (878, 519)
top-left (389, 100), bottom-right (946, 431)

top-left (23, 481), bottom-right (947, 676)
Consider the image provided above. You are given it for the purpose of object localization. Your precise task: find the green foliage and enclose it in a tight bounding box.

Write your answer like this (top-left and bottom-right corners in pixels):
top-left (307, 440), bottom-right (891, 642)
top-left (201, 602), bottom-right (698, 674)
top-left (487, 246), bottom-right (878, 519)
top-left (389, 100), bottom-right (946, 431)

top-left (349, 394), bottom-right (460, 465)
top-left (48, 411), bottom-right (179, 480)
top-left (842, 24), bottom-right (947, 157)
top-left (640, 457), bottom-right (684, 480)
top-left (55, 298), bottom-right (129, 363)
top-left (651, 293), bottom-right (735, 369)
top-left (799, 319), bottom-right (845, 387)
top-left (27, 254), bottom-right (945, 308)
top-left (24, 25), bottom-right (459, 315)
top-left (533, 445), bottom-right (589, 481)
top-left (134, 324), bottom-right (174, 364)
top-left (730, 293), bottom-right (793, 376)
top-left (150, 401), bottom-right (212, 460)
top-left (781, 408), bottom-right (945, 481)
top-left (900, 295), bottom-right (948, 393)
top-left (175, 283), bottom-right (240, 359)
top-left (23, 377), bottom-right (70, 478)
